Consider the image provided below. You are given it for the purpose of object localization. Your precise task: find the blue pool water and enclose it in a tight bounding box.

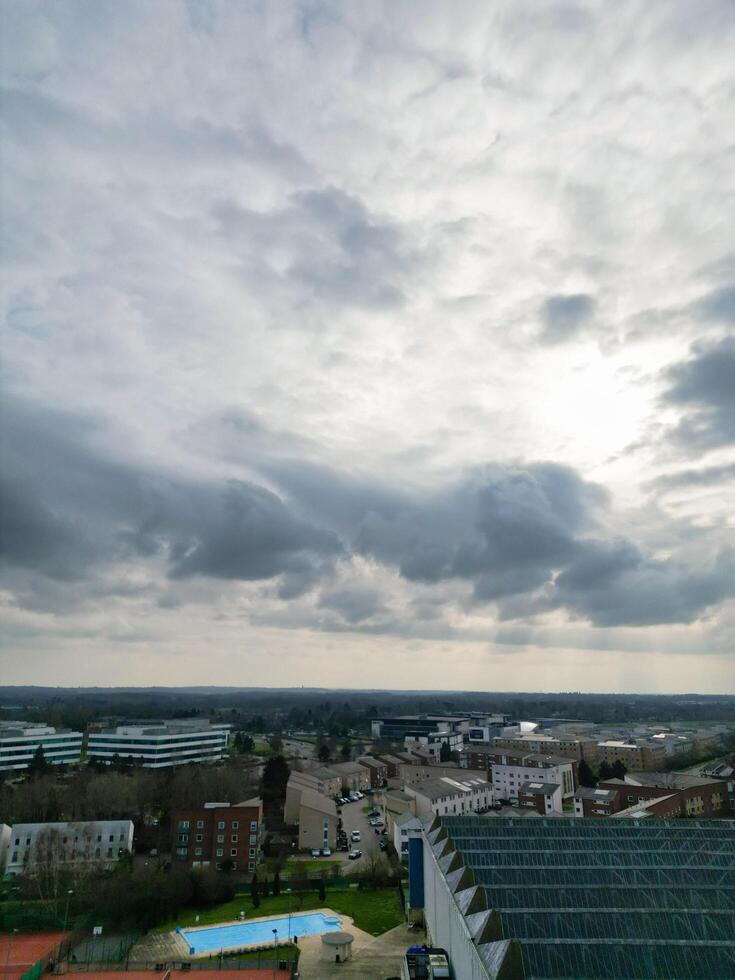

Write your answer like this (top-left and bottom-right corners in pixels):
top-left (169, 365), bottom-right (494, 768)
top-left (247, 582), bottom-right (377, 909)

top-left (180, 912), bottom-right (342, 953)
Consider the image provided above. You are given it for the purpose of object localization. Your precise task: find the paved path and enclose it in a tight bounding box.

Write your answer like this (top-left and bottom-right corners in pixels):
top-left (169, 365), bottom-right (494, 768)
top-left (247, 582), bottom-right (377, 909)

top-left (295, 917), bottom-right (423, 979)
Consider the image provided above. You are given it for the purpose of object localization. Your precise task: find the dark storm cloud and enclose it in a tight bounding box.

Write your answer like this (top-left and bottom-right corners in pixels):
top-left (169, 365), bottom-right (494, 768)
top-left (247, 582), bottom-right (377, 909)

top-left (540, 293), bottom-right (596, 344)
top-left (212, 185), bottom-right (415, 309)
top-left (0, 393), bottom-right (342, 600)
top-left (2, 392), bottom-right (732, 630)
top-left (662, 336), bottom-right (735, 450)
top-left (694, 284), bottom-right (735, 323)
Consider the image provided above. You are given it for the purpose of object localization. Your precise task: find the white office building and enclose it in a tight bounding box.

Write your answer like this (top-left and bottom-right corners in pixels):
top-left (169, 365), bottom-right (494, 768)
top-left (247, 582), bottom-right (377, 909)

top-left (393, 811), bottom-right (423, 861)
top-left (4, 820), bottom-right (134, 876)
top-left (86, 719), bottom-right (230, 768)
top-left (0, 722), bottom-right (83, 772)
top-left (404, 776), bottom-right (494, 818)
top-left (491, 757), bottom-right (575, 800)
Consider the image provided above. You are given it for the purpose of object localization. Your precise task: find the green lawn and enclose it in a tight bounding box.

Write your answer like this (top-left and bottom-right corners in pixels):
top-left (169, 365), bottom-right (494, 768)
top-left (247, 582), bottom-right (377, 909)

top-left (153, 886), bottom-right (403, 937)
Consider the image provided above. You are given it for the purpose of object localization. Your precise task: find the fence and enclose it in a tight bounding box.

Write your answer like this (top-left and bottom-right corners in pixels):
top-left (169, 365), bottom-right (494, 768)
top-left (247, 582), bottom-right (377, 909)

top-left (53, 960), bottom-right (296, 974)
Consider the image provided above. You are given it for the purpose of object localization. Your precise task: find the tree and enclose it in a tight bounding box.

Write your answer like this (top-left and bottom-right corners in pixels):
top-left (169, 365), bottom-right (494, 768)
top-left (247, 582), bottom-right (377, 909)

top-left (611, 760), bottom-right (627, 780)
top-left (578, 760), bottom-right (597, 788)
top-left (259, 755), bottom-right (290, 829)
top-left (318, 744), bottom-right (331, 763)
top-left (598, 762), bottom-right (613, 781)
top-left (318, 877), bottom-right (326, 902)
top-left (250, 871), bottom-right (260, 909)
top-left (239, 734), bottom-right (254, 754)
top-left (269, 735), bottom-right (283, 755)
top-left (262, 875), bottom-right (270, 897)
top-left (272, 870), bottom-right (280, 896)
top-left (339, 742), bottom-right (351, 760)
top-left (439, 741), bottom-right (453, 763)
top-left (28, 745), bottom-right (49, 778)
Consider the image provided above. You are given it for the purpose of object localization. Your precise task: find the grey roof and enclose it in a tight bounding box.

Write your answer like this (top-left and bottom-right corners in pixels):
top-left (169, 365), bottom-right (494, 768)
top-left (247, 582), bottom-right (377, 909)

top-left (426, 814), bottom-right (735, 979)
top-left (329, 761), bottom-right (367, 775)
top-left (298, 788), bottom-right (337, 817)
top-left (574, 787), bottom-right (618, 802)
top-left (410, 776), bottom-right (491, 801)
top-left (518, 781), bottom-right (560, 796)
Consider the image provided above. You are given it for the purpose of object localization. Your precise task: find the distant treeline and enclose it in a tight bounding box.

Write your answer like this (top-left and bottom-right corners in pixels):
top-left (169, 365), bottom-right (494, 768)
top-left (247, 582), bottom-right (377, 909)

top-left (1, 687), bottom-right (734, 731)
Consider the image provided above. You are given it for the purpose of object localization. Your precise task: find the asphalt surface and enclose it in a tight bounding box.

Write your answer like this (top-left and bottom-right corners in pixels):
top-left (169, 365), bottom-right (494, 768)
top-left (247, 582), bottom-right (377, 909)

top-left (335, 791), bottom-right (387, 872)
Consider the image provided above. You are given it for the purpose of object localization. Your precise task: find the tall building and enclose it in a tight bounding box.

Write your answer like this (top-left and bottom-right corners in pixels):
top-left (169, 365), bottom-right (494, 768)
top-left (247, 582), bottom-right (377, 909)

top-left (409, 814), bottom-right (735, 978)
top-left (171, 799), bottom-right (264, 872)
top-left (4, 820), bottom-right (133, 876)
top-left (0, 722), bottom-right (83, 772)
top-left (86, 719), bottom-right (230, 768)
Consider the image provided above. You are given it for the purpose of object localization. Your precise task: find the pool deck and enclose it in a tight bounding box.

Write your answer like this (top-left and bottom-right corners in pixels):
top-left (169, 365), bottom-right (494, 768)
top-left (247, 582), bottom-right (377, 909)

top-left (177, 907), bottom-right (341, 958)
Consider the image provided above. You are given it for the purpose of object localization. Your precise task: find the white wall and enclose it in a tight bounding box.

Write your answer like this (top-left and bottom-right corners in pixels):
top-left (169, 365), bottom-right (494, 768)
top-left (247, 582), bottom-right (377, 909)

top-left (492, 762), bottom-right (574, 799)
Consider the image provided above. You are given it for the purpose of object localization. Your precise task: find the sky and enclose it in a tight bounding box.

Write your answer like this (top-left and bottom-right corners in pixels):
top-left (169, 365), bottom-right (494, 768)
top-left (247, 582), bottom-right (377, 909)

top-left (1, 0), bottom-right (734, 693)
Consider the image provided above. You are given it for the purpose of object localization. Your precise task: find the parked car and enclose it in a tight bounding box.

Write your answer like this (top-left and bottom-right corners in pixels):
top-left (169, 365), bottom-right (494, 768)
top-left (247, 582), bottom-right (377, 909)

top-left (351, 831), bottom-right (361, 841)
top-left (311, 849), bottom-right (320, 857)
top-left (348, 849), bottom-right (362, 860)
top-left (339, 842), bottom-right (349, 851)
top-left (322, 847), bottom-right (332, 856)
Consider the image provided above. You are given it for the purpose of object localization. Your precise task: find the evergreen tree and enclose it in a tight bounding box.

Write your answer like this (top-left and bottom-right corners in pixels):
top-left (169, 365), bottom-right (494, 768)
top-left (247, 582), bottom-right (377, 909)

top-left (273, 870), bottom-right (280, 896)
top-left (318, 877), bottom-right (326, 902)
top-left (611, 760), bottom-right (628, 780)
top-left (340, 742), bottom-right (351, 760)
top-left (262, 875), bottom-right (270, 897)
top-left (250, 871), bottom-right (260, 909)
top-left (598, 761), bottom-right (613, 781)
top-left (578, 759), bottom-right (597, 788)
top-left (439, 741), bottom-right (452, 763)
top-left (28, 744), bottom-right (49, 777)
top-left (318, 743), bottom-right (331, 763)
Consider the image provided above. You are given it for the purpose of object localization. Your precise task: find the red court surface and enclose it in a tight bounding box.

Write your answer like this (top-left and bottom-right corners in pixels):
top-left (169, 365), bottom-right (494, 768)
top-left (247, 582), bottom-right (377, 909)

top-left (0, 931), bottom-right (70, 979)
top-left (76, 974), bottom-right (290, 979)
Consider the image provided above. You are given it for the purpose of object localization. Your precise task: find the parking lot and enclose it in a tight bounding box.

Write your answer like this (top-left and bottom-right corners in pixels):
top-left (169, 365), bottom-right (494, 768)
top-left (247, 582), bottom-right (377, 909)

top-left (334, 791), bottom-right (387, 872)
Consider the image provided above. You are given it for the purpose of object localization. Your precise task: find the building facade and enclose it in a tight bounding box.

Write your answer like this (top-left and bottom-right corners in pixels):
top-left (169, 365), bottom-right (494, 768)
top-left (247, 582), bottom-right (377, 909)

top-left (404, 776), bottom-right (493, 819)
top-left (357, 756), bottom-right (388, 788)
top-left (0, 723), bottom-right (83, 772)
top-left (517, 781), bottom-right (563, 815)
top-left (4, 820), bottom-right (133, 877)
top-left (328, 761), bottom-right (371, 792)
top-left (488, 749), bottom-right (576, 800)
top-left (87, 720), bottom-right (230, 768)
top-left (297, 789), bottom-right (338, 852)
top-left (595, 740), bottom-right (666, 771)
top-left (171, 799), bottom-right (263, 872)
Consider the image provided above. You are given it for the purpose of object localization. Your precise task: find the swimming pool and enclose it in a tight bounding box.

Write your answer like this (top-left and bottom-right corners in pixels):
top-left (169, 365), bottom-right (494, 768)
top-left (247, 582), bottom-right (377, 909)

top-left (179, 911), bottom-right (342, 953)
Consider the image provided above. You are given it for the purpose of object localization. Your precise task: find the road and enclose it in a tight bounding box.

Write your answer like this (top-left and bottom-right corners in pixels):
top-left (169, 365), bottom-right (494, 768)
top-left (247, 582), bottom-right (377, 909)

top-left (336, 791), bottom-right (387, 873)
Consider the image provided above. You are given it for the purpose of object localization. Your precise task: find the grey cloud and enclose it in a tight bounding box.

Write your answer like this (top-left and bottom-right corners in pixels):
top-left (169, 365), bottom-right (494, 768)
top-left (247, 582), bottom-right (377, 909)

top-left (318, 585), bottom-right (383, 624)
top-left (540, 293), bottom-right (596, 344)
top-left (0, 394), bottom-right (342, 605)
top-left (213, 185), bottom-right (415, 309)
top-left (649, 462), bottom-right (735, 492)
top-left (663, 337), bottom-right (735, 450)
top-left (694, 284), bottom-right (735, 323)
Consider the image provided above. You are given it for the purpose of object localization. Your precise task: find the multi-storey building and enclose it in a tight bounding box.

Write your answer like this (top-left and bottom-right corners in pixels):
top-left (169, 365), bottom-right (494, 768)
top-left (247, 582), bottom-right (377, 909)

top-left (596, 739), bottom-right (666, 771)
top-left (4, 820), bottom-right (133, 876)
top-left (573, 786), bottom-right (622, 817)
top-left (357, 756), bottom-right (388, 788)
top-left (492, 732), bottom-right (598, 763)
top-left (400, 763), bottom-right (488, 788)
top-left (487, 748), bottom-right (576, 800)
top-left (87, 720), bottom-right (230, 768)
top-left (0, 722), bottom-right (83, 772)
top-left (517, 780), bottom-right (563, 815)
top-left (327, 760), bottom-right (371, 792)
top-left (404, 775), bottom-right (493, 818)
top-left (171, 799), bottom-right (263, 872)
top-left (404, 731), bottom-right (463, 759)
top-left (600, 772), bottom-right (735, 818)
top-left (297, 789), bottom-right (338, 852)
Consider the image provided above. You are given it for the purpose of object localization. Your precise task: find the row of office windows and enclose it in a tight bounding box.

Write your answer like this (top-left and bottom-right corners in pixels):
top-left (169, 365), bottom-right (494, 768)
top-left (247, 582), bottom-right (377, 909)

top-left (177, 819), bottom-right (258, 831)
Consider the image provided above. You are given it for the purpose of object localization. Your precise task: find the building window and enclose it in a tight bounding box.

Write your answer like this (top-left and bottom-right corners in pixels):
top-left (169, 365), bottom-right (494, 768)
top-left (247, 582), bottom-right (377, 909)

top-left (249, 834), bottom-right (256, 844)
top-left (216, 848), bottom-right (223, 857)
top-left (248, 862), bottom-right (255, 871)
top-left (231, 835), bottom-right (238, 843)
top-left (217, 834), bottom-right (224, 843)
top-left (230, 848), bottom-right (237, 857)
top-left (195, 847), bottom-right (202, 856)
top-left (196, 834), bottom-right (203, 842)
top-left (196, 820), bottom-right (204, 828)
top-left (232, 820), bottom-right (239, 829)
top-left (178, 834), bottom-right (188, 844)
top-left (249, 847), bottom-right (256, 857)
top-left (107, 848), bottom-right (113, 858)
top-left (178, 820), bottom-right (190, 830)
top-left (217, 821), bottom-right (225, 829)
top-left (250, 820), bottom-right (257, 831)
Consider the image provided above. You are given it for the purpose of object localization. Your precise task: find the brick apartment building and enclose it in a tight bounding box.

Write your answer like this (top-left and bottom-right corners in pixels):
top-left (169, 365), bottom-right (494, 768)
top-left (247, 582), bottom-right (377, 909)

top-left (357, 756), bottom-right (388, 788)
top-left (599, 773), bottom-right (735, 818)
top-left (172, 799), bottom-right (263, 872)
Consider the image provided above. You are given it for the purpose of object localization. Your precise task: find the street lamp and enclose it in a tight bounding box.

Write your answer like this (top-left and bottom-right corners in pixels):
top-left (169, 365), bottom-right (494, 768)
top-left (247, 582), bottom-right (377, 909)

top-left (63, 890), bottom-right (74, 931)
top-left (4, 928), bottom-right (19, 978)
top-left (272, 928), bottom-right (278, 980)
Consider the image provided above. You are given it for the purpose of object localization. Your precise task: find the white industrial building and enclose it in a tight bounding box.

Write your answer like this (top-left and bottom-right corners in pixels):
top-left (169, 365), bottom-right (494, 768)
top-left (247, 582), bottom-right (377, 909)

top-left (404, 776), bottom-right (493, 818)
top-left (86, 719), bottom-right (230, 768)
top-left (0, 722), bottom-right (83, 772)
top-left (4, 820), bottom-right (134, 876)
